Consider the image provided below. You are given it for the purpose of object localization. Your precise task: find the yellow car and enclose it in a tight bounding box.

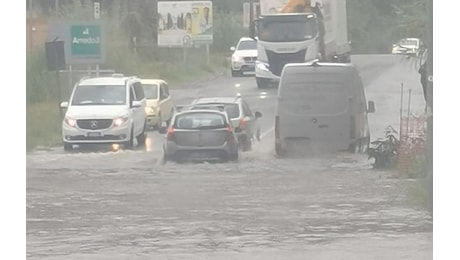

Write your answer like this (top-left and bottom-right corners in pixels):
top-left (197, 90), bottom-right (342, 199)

top-left (140, 79), bottom-right (175, 130)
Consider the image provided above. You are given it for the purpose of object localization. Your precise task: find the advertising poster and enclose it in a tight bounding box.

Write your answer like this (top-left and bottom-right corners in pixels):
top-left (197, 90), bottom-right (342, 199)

top-left (259, 0), bottom-right (290, 15)
top-left (190, 1), bottom-right (213, 45)
top-left (259, 0), bottom-right (324, 15)
top-left (157, 1), bottom-right (212, 47)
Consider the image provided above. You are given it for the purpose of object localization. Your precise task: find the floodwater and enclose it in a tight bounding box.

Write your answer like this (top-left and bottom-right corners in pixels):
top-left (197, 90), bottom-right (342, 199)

top-left (27, 55), bottom-right (432, 259)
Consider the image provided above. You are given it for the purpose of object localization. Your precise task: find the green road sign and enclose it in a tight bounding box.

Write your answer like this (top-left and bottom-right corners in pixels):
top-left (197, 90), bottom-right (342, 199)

top-left (70, 25), bottom-right (101, 57)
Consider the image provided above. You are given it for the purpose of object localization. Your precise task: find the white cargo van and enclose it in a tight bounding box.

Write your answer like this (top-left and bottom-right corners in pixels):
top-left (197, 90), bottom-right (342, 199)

top-left (274, 61), bottom-right (375, 156)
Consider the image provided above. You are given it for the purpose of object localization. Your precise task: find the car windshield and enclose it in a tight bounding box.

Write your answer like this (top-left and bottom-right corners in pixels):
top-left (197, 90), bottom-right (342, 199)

top-left (71, 85), bottom-right (126, 106)
top-left (143, 84), bottom-right (159, 99)
top-left (194, 102), bottom-right (240, 119)
top-left (174, 112), bottom-right (227, 129)
top-left (399, 39), bottom-right (418, 46)
top-left (237, 40), bottom-right (257, 50)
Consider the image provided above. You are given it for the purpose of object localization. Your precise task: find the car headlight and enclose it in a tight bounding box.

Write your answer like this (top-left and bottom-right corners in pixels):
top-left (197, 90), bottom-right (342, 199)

top-left (232, 54), bottom-right (243, 62)
top-left (64, 117), bottom-right (77, 127)
top-left (145, 106), bottom-right (155, 115)
top-left (256, 60), bottom-right (269, 71)
top-left (113, 116), bottom-right (128, 127)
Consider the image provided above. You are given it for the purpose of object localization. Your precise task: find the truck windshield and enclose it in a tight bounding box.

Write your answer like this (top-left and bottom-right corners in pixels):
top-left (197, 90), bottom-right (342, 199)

top-left (258, 18), bottom-right (318, 42)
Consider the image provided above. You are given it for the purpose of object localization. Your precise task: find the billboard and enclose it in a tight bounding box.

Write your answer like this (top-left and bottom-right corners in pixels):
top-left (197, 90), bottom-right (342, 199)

top-left (259, 0), bottom-right (321, 15)
top-left (157, 1), bottom-right (213, 47)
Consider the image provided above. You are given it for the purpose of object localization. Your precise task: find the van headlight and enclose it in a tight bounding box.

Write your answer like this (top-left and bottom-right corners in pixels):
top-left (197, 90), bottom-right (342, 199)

top-left (64, 117), bottom-right (77, 127)
top-left (256, 60), bottom-right (269, 72)
top-left (113, 116), bottom-right (128, 127)
top-left (145, 106), bottom-right (156, 115)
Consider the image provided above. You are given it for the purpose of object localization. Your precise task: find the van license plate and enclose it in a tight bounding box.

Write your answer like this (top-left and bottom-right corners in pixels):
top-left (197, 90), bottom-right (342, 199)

top-left (87, 132), bottom-right (102, 137)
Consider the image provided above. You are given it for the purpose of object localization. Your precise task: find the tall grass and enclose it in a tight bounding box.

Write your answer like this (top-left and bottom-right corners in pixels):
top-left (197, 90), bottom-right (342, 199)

top-left (26, 103), bottom-right (62, 152)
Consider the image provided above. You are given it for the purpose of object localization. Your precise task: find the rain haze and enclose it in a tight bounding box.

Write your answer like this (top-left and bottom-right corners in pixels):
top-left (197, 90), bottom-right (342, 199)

top-left (18, 0), bottom-right (457, 259)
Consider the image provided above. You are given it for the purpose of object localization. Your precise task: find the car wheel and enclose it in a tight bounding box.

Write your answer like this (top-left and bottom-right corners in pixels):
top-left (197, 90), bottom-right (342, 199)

top-left (359, 136), bottom-right (370, 153)
top-left (136, 121), bottom-right (147, 147)
top-left (275, 142), bottom-right (285, 157)
top-left (124, 126), bottom-right (134, 149)
top-left (161, 151), bottom-right (168, 165)
top-left (228, 151), bottom-right (239, 161)
top-left (166, 109), bottom-right (174, 126)
top-left (242, 139), bottom-right (252, 152)
top-left (231, 69), bottom-right (240, 77)
top-left (255, 128), bottom-right (261, 142)
top-left (156, 114), bottom-right (162, 131)
top-left (64, 142), bottom-right (73, 151)
top-left (256, 77), bottom-right (269, 89)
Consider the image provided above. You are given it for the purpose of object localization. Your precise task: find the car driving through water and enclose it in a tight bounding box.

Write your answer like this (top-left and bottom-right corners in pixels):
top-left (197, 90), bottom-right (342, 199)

top-left (159, 108), bottom-right (239, 163)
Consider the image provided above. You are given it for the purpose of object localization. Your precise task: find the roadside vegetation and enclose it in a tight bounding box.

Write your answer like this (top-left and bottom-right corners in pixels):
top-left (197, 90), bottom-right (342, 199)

top-left (27, 1), bottom-right (244, 152)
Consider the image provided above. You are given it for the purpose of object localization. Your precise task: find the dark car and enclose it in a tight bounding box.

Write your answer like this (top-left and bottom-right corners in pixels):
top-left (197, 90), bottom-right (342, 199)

top-left (159, 109), bottom-right (239, 163)
top-left (191, 96), bottom-right (263, 151)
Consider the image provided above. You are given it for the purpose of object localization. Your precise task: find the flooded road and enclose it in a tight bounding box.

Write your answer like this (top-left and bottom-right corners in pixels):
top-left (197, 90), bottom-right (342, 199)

top-left (27, 55), bottom-right (432, 259)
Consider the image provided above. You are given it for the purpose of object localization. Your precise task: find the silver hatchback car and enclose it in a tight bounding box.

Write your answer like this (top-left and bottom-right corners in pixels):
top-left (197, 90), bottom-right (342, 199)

top-left (159, 109), bottom-right (239, 163)
top-left (191, 96), bottom-right (262, 151)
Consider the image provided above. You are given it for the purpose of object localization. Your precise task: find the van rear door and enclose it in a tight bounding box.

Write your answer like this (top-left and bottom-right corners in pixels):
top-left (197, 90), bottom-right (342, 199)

top-left (278, 80), bottom-right (352, 150)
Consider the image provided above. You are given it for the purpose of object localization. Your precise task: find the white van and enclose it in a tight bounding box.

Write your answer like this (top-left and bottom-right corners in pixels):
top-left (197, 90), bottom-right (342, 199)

top-left (60, 74), bottom-right (147, 151)
top-left (274, 62), bottom-right (375, 156)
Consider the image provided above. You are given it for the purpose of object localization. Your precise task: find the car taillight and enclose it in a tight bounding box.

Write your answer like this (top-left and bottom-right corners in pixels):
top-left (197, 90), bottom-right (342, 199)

top-left (167, 127), bottom-right (175, 141)
top-left (275, 116), bottom-right (280, 139)
top-left (239, 117), bottom-right (248, 130)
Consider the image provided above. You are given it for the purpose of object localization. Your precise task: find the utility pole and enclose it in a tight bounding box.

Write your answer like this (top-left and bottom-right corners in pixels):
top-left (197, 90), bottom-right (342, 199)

top-left (249, 0), bottom-right (255, 37)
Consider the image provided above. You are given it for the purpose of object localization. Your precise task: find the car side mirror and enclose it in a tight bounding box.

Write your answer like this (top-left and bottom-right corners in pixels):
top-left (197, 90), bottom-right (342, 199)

top-left (132, 100), bottom-right (142, 108)
top-left (60, 101), bottom-right (69, 109)
top-left (368, 101), bottom-right (375, 113)
top-left (230, 46), bottom-right (236, 52)
top-left (255, 111), bottom-right (262, 118)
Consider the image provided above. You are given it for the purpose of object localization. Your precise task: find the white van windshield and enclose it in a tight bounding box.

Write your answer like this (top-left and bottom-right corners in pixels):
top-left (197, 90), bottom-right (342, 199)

top-left (72, 85), bottom-right (126, 106)
top-left (280, 82), bottom-right (348, 114)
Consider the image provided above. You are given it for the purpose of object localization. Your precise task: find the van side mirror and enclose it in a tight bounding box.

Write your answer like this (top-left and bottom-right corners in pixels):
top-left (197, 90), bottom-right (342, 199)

top-left (367, 101), bottom-right (375, 113)
top-left (230, 46), bottom-right (236, 52)
top-left (60, 101), bottom-right (69, 109)
top-left (132, 100), bottom-right (142, 108)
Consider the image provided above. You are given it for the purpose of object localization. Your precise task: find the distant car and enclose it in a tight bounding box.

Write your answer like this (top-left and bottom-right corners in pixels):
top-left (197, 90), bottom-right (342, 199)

top-left (159, 109), bottom-right (239, 163)
top-left (60, 74), bottom-right (147, 151)
top-left (191, 96), bottom-right (262, 151)
top-left (230, 37), bottom-right (258, 77)
top-left (392, 38), bottom-right (421, 56)
top-left (140, 79), bottom-right (175, 130)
